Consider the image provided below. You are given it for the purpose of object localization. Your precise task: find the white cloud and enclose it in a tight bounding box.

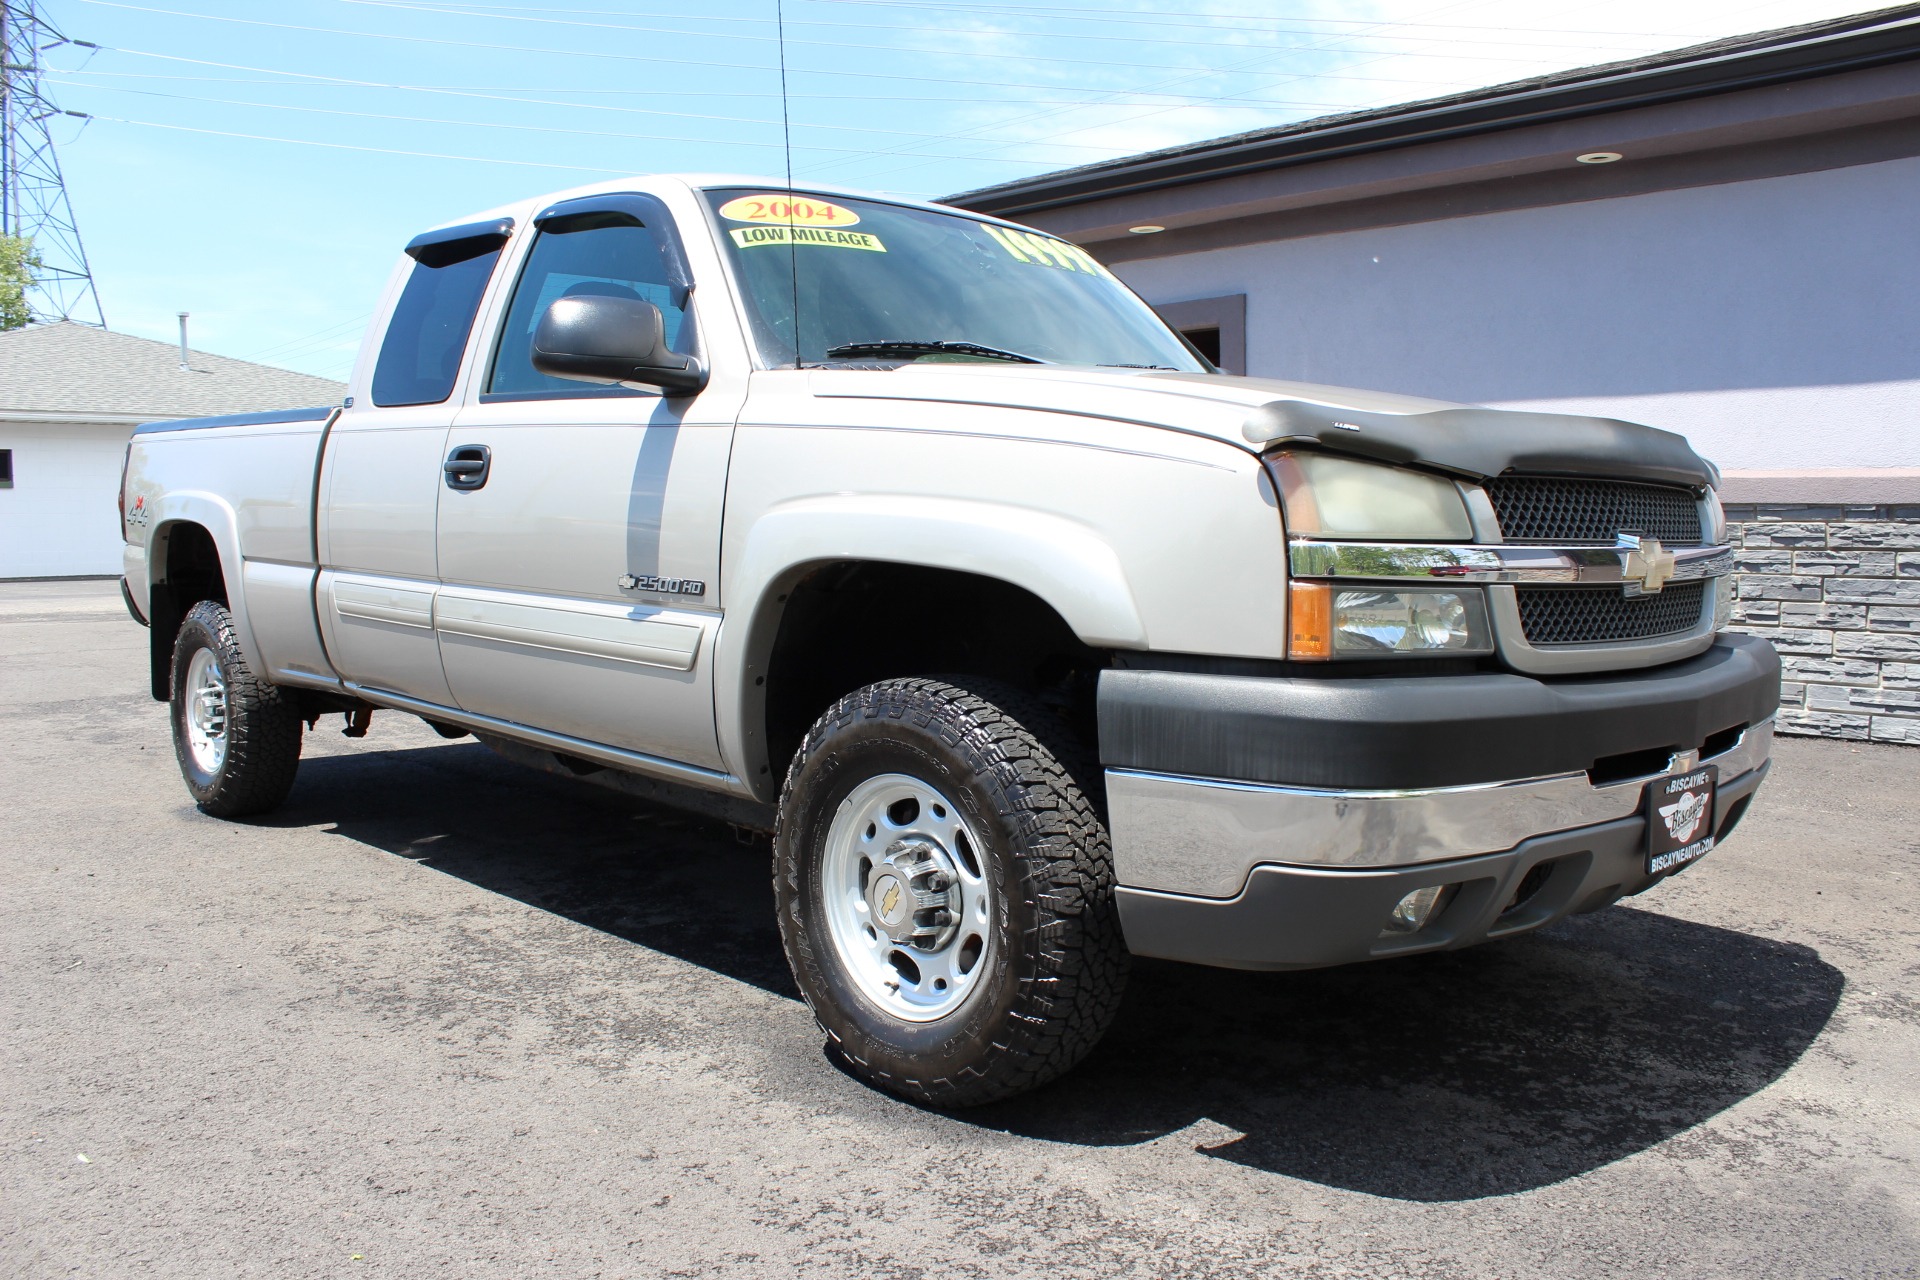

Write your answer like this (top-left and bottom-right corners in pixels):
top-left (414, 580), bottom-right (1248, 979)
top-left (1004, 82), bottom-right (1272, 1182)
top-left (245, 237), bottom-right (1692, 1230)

top-left (819, 0), bottom-right (1887, 194)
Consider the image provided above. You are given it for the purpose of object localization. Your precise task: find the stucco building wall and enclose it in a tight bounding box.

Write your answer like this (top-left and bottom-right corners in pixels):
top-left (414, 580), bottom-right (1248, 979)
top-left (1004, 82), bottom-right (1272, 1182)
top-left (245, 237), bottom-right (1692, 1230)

top-left (1112, 154), bottom-right (1920, 477)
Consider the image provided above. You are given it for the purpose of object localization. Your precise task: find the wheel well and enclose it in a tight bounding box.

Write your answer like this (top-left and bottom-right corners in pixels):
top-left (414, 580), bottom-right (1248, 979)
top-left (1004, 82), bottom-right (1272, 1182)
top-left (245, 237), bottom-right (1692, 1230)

top-left (147, 522), bottom-right (228, 701)
top-left (759, 562), bottom-right (1106, 784)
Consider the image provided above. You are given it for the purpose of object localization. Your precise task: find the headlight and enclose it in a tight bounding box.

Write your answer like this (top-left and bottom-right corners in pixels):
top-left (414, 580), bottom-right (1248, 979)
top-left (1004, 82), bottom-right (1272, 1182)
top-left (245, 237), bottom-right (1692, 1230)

top-left (1290, 584), bottom-right (1493, 660)
top-left (1267, 451), bottom-right (1473, 542)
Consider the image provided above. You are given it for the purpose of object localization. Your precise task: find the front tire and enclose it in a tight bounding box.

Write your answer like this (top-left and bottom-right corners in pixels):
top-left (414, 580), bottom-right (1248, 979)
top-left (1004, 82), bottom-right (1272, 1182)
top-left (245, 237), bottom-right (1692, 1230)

top-left (774, 677), bottom-right (1127, 1107)
top-left (169, 600), bottom-right (303, 817)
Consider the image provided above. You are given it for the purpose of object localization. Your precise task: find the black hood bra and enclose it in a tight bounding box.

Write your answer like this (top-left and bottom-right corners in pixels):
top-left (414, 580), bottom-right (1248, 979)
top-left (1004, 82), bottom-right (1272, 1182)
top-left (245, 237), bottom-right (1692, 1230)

top-left (1239, 397), bottom-right (1718, 490)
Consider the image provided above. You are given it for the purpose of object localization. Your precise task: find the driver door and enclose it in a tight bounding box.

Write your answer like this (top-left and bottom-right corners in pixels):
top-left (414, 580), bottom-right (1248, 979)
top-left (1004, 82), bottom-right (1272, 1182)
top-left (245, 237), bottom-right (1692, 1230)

top-left (433, 193), bottom-right (741, 772)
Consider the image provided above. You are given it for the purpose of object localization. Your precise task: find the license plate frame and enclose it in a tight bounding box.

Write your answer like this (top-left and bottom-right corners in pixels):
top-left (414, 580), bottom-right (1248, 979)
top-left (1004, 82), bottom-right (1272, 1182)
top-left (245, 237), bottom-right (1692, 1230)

top-left (1646, 763), bottom-right (1718, 876)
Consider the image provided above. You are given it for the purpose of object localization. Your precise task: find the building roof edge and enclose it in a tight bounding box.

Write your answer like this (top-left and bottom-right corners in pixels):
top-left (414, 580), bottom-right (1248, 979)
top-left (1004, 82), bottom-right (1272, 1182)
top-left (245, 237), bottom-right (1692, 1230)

top-left (945, 5), bottom-right (1920, 217)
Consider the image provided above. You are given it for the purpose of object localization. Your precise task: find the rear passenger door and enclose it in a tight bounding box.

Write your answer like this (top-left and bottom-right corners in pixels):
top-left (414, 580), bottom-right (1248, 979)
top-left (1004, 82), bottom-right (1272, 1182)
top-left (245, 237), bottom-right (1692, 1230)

top-left (317, 219), bottom-right (510, 706)
top-left (433, 193), bottom-right (740, 772)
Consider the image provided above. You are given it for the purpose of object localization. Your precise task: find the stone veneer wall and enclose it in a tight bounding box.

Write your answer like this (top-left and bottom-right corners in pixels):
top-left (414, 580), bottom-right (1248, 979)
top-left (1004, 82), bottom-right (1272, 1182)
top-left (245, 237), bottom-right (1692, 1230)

top-left (1723, 503), bottom-right (1920, 743)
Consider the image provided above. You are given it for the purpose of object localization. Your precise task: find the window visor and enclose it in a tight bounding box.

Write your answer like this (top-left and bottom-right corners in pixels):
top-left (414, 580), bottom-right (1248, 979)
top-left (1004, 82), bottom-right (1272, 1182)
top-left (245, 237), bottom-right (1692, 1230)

top-left (404, 217), bottom-right (515, 269)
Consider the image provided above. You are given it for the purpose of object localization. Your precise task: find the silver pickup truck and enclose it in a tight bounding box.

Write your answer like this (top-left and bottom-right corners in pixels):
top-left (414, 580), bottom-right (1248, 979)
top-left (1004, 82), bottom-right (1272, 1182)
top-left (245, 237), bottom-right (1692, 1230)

top-left (119, 175), bottom-right (1780, 1106)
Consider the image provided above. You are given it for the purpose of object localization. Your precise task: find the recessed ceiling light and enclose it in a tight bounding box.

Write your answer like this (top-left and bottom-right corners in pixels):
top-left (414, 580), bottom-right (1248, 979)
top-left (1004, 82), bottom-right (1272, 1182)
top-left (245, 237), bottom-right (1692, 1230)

top-left (1576, 151), bottom-right (1624, 165)
top-left (1128, 224), bottom-right (1166, 234)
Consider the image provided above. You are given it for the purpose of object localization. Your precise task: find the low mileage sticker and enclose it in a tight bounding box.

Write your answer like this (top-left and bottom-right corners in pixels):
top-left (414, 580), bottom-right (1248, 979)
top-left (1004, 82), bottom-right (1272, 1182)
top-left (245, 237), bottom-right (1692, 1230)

top-left (729, 225), bottom-right (886, 252)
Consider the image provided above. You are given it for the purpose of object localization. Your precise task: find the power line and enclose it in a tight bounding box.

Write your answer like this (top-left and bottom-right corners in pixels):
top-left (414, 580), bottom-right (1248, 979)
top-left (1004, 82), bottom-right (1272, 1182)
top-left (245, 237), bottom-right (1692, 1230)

top-left (74, 1), bottom-right (1484, 91)
top-left (344, 0), bottom-right (1679, 43)
top-left (80, 45), bottom-right (1445, 108)
top-left (55, 80), bottom-right (1129, 159)
top-left (89, 108), bottom-right (1086, 172)
top-left (49, 67), bottom-right (1348, 108)
top-left (234, 313), bottom-right (371, 363)
top-left (65, 0), bottom-right (1577, 190)
top-left (92, 114), bottom-right (642, 173)
top-left (330, 0), bottom-right (1665, 62)
top-left (810, 0), bottom-right (1671, 38)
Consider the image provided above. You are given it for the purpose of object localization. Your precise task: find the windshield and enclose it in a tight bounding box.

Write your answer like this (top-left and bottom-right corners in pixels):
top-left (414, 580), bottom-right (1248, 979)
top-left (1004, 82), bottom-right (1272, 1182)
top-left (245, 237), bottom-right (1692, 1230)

top-left (702, 188), bottom-right (1209, 372)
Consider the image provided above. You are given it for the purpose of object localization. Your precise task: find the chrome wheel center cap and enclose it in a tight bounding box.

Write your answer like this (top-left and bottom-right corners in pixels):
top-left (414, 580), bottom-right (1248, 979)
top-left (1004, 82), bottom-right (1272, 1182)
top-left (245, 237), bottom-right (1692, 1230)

top-left (868, 839), bottom-right (961, 950)
top-left (183, 647), bottom-right (229, 775)
top-left (868, 871), bottom-right (911, 929)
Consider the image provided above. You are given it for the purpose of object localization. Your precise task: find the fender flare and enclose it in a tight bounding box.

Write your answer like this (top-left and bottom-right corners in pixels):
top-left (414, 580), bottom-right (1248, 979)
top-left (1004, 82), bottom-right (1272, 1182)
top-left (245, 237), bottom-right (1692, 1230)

top-left (147, 491), bottom-right (264, 688)
top-left (714, 494), bottom-right (1146, 798)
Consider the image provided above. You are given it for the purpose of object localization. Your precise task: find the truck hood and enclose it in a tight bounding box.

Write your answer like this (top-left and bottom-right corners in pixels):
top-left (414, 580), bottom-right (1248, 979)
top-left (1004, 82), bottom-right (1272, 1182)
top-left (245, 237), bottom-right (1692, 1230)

top-left (807, 364), bottom-right (1717, 489)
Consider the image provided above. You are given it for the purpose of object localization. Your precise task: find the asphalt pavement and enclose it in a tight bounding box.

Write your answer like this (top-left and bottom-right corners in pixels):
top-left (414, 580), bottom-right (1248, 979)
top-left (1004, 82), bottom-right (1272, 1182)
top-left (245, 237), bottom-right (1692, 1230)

top-left (3, 578), bottom-right (1916, 1278)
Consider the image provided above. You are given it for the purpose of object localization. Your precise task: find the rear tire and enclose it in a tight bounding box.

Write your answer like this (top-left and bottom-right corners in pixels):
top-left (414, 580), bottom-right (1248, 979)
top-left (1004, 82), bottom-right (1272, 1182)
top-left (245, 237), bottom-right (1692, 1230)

top-left (169, 600), bottom-right (303, 817)
top-left (774, 677), bottom-right (1127, 1107)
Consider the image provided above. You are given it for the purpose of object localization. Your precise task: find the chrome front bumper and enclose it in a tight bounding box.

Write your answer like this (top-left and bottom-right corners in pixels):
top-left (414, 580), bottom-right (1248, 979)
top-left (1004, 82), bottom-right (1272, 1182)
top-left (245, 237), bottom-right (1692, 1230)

top-left (1114, 756), bottom-right (1770, 972)
top-left (1108, 718), bottom-right (1773, 899)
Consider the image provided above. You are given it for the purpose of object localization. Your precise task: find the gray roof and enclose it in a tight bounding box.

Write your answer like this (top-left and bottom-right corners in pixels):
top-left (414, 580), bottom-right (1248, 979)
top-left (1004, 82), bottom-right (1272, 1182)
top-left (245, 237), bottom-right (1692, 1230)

top-left (947, 4), bottom-right (1920, 216)
top-left (0, 322), bottom-right (345, 421)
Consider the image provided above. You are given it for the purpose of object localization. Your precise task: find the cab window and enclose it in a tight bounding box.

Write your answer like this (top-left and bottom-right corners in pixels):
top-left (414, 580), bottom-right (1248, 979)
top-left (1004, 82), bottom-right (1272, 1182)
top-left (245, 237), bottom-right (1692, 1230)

top-left (488, 212), bottom-right (690, 398)
top-left (371, 231), bottom-right (505, 408)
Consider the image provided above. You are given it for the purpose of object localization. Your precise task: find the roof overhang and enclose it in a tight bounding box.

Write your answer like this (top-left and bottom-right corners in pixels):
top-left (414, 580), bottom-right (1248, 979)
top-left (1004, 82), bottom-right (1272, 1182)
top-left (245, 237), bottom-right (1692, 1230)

top-left (944, 7), bottom-right (1920, 258)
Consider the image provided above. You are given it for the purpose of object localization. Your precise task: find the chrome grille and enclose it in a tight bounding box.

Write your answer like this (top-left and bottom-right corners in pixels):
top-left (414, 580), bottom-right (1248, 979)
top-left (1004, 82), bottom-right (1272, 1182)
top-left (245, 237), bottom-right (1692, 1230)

top-left (1486, 476), bottom-right (1702, 545)
top-left (1516, 581), bottom-right (1707, 645)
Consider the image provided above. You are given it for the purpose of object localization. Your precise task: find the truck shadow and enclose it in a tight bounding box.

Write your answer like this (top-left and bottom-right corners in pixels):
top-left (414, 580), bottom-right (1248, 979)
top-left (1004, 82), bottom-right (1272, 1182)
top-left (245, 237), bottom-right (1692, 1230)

top-left (268, 741), bottom-right (1844, 1203)
top-left (964, 916), bottom-right (1841, 1199)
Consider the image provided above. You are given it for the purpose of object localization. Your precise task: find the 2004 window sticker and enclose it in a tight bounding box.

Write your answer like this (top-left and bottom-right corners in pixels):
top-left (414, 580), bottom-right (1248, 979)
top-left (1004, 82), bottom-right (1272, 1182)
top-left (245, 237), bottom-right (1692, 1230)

top-left (718, 194), bottom-right (862, 227)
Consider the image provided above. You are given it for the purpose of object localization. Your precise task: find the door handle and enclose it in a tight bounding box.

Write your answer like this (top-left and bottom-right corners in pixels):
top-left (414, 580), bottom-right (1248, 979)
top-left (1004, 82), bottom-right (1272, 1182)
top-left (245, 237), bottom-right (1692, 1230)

top-left (444, 444), bottom-right (491, 491)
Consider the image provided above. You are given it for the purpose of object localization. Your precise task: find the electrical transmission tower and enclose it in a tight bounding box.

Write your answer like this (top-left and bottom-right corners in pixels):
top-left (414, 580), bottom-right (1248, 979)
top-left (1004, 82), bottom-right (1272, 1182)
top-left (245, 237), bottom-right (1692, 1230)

top-left (2, 0), bottom-right (104, 326)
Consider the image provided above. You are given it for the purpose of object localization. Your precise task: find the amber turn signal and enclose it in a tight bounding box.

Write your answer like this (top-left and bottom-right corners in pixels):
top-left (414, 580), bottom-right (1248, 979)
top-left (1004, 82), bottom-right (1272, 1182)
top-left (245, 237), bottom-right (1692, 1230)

top-left (1288, 581), bottom-right (1333, 659)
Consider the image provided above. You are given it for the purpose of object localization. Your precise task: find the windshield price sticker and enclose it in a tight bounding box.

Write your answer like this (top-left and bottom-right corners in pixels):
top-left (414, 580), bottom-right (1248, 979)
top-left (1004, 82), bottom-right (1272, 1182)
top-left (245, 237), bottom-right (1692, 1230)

top-left (979, 224), bottom-right (1113, 278)
top-left (719, 194), bottom-right (861, 228)
top-left (730, 225), bottom-right (887, 252)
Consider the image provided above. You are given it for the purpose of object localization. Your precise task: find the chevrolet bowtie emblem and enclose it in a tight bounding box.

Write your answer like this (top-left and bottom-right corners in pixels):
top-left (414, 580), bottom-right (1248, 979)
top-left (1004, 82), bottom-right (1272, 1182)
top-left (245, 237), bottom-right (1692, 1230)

top-left (1618, 534), bottom-right (1677, 596)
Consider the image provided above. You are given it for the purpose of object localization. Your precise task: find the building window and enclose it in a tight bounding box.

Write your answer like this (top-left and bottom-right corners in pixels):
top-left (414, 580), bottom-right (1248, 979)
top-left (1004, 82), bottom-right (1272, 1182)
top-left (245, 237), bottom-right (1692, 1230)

top-left (1150, 294), bottom-right (1247, 375)
top-left (1182, 326), bottom-right (1223, 367)
top-left (0, 448), bottom-right (12, 487)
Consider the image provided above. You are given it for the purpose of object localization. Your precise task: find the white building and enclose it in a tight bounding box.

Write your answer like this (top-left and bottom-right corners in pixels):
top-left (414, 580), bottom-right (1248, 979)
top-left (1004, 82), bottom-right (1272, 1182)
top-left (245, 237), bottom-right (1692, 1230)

top-left (0, 323), bottom-right (343, 579)
top-left (950, 7), bottom-right (1920, 744)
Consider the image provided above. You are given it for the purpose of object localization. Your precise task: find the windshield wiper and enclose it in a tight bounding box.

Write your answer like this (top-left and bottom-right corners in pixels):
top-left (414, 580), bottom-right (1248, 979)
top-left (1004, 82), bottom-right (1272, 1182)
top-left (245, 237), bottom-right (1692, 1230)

top-left (821, 340), bottom-right (1046, 364)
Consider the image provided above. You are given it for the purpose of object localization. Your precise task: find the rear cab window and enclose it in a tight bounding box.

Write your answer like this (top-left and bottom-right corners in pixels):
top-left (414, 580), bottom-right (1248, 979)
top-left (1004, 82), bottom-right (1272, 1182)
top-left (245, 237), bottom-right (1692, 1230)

top-left (370, 219), bottom-right (512, 408)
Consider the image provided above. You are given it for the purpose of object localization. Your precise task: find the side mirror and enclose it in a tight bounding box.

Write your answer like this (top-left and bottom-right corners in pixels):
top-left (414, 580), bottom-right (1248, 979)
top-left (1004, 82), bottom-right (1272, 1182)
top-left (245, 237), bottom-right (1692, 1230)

top-left (530, 294), bottom-right (706, 396)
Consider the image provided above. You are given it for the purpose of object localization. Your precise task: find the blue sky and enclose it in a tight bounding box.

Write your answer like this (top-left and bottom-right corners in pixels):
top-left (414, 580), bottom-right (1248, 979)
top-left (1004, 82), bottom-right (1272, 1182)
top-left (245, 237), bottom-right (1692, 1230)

top-left (25, 0), bottom-right (1881, 379)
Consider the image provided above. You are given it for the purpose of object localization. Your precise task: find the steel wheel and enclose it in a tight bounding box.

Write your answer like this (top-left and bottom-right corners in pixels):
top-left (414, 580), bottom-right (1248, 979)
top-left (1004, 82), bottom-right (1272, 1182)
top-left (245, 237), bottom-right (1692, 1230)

top-left (182, 645), bottom-right (229, 776)
top-left (775, 678), bottom-right (1128, 1107)
top-left (821, 772), bottom-right (994, 1023)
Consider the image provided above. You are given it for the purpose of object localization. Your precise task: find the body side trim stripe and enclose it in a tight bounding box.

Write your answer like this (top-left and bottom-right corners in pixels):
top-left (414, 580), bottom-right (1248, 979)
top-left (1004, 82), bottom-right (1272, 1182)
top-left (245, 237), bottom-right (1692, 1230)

top-left (433, 593), bottom-right (703, 671)
top-left (134, 406), bottom-right (336, 435)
